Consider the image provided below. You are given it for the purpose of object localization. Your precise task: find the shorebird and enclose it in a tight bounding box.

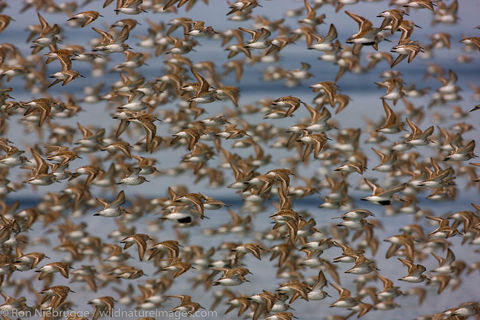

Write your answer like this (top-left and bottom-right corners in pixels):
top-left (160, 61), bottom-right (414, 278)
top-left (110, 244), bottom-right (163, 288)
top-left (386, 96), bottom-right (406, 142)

top-left (398, 258), bottom-right (428, 283)
top-left (224, 30), bottom-right (252, 59)
top-left (345, 255), bottom-right (378, 275)
top-left (47, 50), bottom-right (84, 87)
top-left (433, 0), bottom-right (458, 25)
top-left (14, 250), bottom-right (47, 271)
top-left (118, 167), bottom-right (148, 185)
top-left (120, 233), bottom-right (152, 261)
top-left (161, 258), bottom-right (191, 278)
top-left (212, 267), bottom-right (250, 286)
top-left (23, 98), bottom-right (55, 127)
top-left (167, 295), bottom-right (203, 314)
top-left (67, 11), bottom-right (102, 27)
top-left (30, 12), bottom-right (62, 54)
top-left (377, 274), bottom-right (403, 300)
top-left (88, 296), bottom-right (115, 320)
top-left (431, 248), bottom-right (457, 274)
top-left (309, 81), bottom-right (338, 106)
top-left (375, 78), bottom-right (405, 105)
top-left (148, 240), bottom-right (181, 260)
top-left (0, 292), bottom-right (28, 316)
top-left (371, 147), bottom-right (397, 172)
top-left (330, 283), bottom-right (358, 308)
top-left (114, 0), bottom-right (147, 15)
top-left (404, 118), bottom-right (434, 146)
top-left (40, 285), bottom-right (74, 310)
top-left (404, 0), bottom-right (435, 11)
top-left (0, 15), bottom-right (13, 34)
top-left (299, 0), bottom-right (326, 26)
top-left (36, 262), bottom-right (71, 280)
top-left (227, 0), bottom-right (261, 16)
top-left (297, 131), bottom-right (329, 161)
top-left (265, 312), bottom-right (296, 320)
top-left (94, 190), bottom-right (126, 217)
top-left (239, 27), bottom-right (271, 49)
top-left (391, 40), bottom-right (424, 67)
top-left (111, 265), bottom-right (145, 279)
top-left (361, 178), bottom-right (406, 205)
top-left (174, 193), bottom-right (207, 218)
top-left (128, 113), bottom-right (159, 153)
top-left (334, 209), bottom-right (374, 221)
top-left (306, 24), bottom-right (338, 53)
top-left (232, 242), bottom-right (265, 260)
top-left (92, 25), bottom-right (131, 52)
top-left (378, 9), bottom-right (407, 35)
top-left (461, 37), bottom-right (480, 51)
top-left (345, 11), bottom-right (383, 49)
top-left (444, 140), bottom-right (476, 161)
top-left (443, 302), bottom-right (480, 318)
top-left (0, 2), bottom-right (478, 319)
top-left (172, 127), bottom-right (201, 150)
top-left (384, 234), bottom-right (416, 260)
top-left (426, 215), bottom-right (460, 239)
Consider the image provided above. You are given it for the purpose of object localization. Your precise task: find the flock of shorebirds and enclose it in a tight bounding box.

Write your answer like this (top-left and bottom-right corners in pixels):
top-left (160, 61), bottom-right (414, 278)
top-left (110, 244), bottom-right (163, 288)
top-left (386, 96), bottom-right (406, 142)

top-left (0, 0), bottom-right (479, 319)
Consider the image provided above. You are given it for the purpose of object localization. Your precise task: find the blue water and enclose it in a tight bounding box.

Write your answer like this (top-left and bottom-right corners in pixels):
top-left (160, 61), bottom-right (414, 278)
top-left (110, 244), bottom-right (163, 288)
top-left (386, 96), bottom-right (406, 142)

top-left (1, 0), bottom-right (480, 319)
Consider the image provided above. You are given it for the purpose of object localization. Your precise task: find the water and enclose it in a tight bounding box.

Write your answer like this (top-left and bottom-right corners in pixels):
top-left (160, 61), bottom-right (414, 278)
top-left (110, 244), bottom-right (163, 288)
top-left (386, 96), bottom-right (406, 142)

top-left (6, 194), bottom-right (480, 319)
top-left (1, 0), bottom-right (480, 319)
